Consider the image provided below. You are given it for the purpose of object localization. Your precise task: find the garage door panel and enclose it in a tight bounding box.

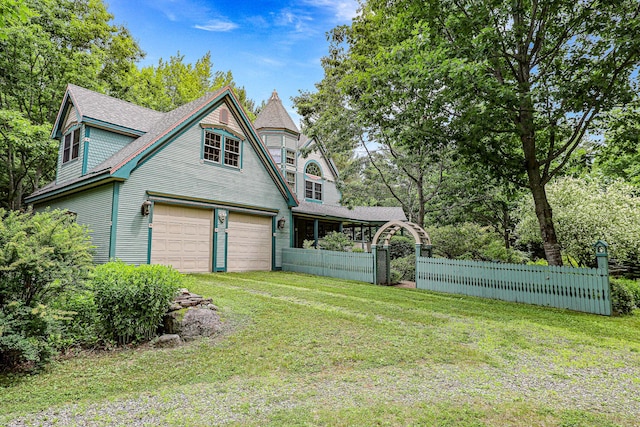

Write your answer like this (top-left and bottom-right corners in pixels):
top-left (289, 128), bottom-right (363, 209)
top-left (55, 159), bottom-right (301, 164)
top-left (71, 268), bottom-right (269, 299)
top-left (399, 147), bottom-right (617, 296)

top-left (227, 212), bottom-right (272, 272)
top-left (151, 204), bottom-right (212, 273)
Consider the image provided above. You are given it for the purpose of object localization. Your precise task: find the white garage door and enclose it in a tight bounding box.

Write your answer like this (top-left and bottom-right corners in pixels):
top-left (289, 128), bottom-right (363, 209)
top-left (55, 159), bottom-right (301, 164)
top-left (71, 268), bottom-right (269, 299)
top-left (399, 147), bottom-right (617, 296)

top-left (151, 204), bottom-right (212, 273)
top-left (227, 212), bottom-right (272, 272)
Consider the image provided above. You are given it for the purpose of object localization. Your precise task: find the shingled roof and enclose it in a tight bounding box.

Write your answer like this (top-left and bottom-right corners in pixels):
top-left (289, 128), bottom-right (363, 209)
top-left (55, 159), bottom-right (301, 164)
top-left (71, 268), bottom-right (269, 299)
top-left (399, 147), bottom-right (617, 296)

top-left (28, 86), bottom-right (298, 207)
top-left (253, 90), bottom-right (299, 133)
top-left (293, 201), bottom-right (407, 223)
top-left (63, 84), bottom-right (164, 134)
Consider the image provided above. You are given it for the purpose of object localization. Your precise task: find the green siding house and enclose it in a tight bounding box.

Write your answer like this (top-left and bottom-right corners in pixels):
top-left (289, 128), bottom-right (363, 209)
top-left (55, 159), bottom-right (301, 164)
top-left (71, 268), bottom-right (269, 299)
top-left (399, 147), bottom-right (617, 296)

top-left (26, 84), bottom-right (297, 272)
top-left (27, 85), bottom-right (406, 272)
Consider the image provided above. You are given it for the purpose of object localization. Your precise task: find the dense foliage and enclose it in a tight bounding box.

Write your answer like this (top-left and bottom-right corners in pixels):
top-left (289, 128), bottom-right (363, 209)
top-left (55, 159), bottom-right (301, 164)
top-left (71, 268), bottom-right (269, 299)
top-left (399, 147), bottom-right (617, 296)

top-left (0, 209), bottom-right (93, 370)
top-left (515, 178), bottom-right (640, 268)
top-left (298, 0), bottom-right (640, 265)
top-left (92, 262), bottom-right (181, 345)
top-left (317, 231), bottom-right (353, 252)
top-left (116, 52), bottom-right (256, 118)
top-left (428, 223), bottom-right (528, 263)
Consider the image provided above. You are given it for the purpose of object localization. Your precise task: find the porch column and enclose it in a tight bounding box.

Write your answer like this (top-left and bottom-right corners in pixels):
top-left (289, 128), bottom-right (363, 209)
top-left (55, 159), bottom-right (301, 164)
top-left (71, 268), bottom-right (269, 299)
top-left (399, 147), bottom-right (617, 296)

top-left (313, 219), bottom-right (319, 248)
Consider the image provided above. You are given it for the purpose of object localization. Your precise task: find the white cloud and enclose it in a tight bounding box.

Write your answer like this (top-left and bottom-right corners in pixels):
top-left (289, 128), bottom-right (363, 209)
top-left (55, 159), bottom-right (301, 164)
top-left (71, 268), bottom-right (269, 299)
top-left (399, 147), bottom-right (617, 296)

top-left (301, 0), bottom-right (359, 21)
top-left (194, 19), bottom-right (238, 32)
top-left (274, 9), bottom-right (313, 33)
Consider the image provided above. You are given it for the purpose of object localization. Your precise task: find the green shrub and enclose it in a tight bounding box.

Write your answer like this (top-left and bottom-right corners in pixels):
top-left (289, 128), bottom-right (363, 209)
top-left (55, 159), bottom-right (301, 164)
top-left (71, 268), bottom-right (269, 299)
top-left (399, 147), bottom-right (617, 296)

top-left (389, 236), bottom-right (414, 259)
top-left (318, 231), bottom-right (352, 252)
top-left (352, 247), bottom-right (365, 253)
top-left (0, 209), bottom-right (94, 370)
top-left (0, 301), bottom-right (57, 371)
top-left (389, 269), bottom-right (402, 284)
top-left (481, 240), bottom-right (529, 264)
top-left (92, 262), bottom-right (181, 345)
top-left (302, 239), bottom-right (316, 249)
top-left (51, 290), bottom-right (99, 349)
top-left (391, 254), bottom-right (416, 281)
top-left (611, 277), bottom-right (640, 310)
top-left (610, 279), bottom-right (635, 315)
top-left (427, 223), bottom-right (528, 263)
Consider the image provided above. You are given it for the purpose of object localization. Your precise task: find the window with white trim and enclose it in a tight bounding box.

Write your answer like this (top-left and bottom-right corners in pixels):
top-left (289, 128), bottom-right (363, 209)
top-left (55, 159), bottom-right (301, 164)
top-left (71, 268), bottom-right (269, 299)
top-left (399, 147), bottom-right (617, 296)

top-left (62, 128), bottom-right (80, 164)
top-left (304, 162), bottom-right (323, 201)
top-left (286, 171), bottom-right (295, 190)
top-left (203, 129), bottom-right (241, 168)
top-left (224, 138), bottom-right (240, 167)
top-left (204, 132), bottom-right (221, 162)
top-left (305, 180), bottom-right (322, 201)
top-left (286, 149), bottom-right (295, 166)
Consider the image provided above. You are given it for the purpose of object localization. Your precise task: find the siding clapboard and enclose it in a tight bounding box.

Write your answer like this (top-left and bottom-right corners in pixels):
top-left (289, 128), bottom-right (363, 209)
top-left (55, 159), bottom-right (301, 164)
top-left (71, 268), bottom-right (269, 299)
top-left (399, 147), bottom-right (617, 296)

top-left (115, 100), bottom-right (291, 267)
top-left (86, 127), bottom-right (135, 171)
top-left (34, 184), bottom-right (114, 264)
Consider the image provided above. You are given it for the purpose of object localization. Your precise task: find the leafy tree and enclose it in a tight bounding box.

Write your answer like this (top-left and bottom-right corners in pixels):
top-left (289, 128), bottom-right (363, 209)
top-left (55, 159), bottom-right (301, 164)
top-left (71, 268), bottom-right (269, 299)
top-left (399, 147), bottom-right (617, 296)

top-left (0, 110), bottom-right (54, 210)
top-left (295, 50), bottom-right (449, 228)
top-left (514, 177), bottom-right (640, 268)
top-left (0, 0), bottom-right (32, 40)
top-left (0, 0), bottom-right (144, 209)
top-left (321, 0), bottom-right (640, 265)
top-left (119, 52), bottom-right (257, 118)
top-left (594, 102), bottom-right (640, 186)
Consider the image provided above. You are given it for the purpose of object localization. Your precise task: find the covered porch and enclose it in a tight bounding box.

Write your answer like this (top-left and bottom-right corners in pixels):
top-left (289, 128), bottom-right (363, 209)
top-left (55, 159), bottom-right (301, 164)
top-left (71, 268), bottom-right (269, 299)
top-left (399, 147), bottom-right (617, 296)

top-left (292, 201), bottom-right (407, 251)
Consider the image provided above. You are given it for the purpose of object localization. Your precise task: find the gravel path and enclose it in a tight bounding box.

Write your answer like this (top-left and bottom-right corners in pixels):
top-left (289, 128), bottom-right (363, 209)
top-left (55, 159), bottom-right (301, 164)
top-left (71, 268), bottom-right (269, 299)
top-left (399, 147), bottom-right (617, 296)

top-left (4, 349), bottom-right (639, 426)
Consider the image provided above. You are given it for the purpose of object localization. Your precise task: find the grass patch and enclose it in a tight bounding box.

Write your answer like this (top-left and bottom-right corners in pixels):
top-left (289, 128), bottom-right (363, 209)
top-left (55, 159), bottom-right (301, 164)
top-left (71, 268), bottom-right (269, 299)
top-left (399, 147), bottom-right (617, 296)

top-left (1, 271), bottom-right (639, 426)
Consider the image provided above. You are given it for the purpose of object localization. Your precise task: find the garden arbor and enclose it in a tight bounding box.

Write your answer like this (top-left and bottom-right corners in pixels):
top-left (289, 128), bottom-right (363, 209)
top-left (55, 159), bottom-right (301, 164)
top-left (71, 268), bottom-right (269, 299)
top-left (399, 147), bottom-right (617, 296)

top-left (371, 220), bottom-right (432, 285)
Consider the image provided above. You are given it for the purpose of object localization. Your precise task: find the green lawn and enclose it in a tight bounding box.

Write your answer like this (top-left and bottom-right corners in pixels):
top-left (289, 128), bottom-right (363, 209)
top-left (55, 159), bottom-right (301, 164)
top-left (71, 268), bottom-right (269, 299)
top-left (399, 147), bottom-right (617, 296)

top-left (1, 271), bottom-right (639, 426)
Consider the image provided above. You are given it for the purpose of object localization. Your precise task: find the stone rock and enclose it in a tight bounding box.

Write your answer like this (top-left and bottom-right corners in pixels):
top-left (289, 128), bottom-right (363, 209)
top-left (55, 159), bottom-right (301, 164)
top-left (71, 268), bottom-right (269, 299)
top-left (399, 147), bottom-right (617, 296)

top-left (168, 303), bottom-right (182, 312)
top-left (180, 307), bottom-right (222, 341)
top-left (162, 311), bottom-right (183, 334)
top-left (153, 334), bottom-right (182, 348)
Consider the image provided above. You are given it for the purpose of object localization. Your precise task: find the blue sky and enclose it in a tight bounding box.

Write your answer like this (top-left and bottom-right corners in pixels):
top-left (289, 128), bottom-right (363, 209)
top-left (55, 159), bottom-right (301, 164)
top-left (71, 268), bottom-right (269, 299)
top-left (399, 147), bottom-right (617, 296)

top-left (107, 0), bottom-right (359, 125)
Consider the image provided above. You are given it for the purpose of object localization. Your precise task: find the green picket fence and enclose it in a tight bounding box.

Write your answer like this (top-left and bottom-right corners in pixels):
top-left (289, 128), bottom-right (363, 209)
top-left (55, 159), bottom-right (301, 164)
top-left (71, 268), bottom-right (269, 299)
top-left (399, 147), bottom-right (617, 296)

top-left (416, 257), bottom-right (612, 315)
top-left (282, 248), bottom-right (375, 283)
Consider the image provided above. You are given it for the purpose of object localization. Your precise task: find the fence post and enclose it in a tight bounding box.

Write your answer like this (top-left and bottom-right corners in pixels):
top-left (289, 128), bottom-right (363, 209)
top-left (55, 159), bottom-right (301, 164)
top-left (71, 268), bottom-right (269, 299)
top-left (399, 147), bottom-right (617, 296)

top-left (594, 240), bottom-right (611, 315)
top-left (384, 244), bottom-right (390, 284)
top-left (424, 244), bottom-right (433, 258)
top-left (372, 244), bottom-right (378, 285)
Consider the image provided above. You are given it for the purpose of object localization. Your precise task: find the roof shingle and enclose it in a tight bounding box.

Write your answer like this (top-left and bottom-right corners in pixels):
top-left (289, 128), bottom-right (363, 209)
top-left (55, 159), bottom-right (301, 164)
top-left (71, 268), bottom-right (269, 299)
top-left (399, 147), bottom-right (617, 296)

top-left (253, 90), bottom-right (299, 133)
top-left (293, 201), bottom-right (407, 223)
top-left (67, 84), bottom-right (164, 133)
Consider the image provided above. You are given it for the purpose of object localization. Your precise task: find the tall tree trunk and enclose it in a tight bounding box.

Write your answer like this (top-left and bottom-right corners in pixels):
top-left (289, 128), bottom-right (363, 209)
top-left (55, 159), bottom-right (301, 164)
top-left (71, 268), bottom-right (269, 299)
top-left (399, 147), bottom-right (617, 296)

top-left (519, 94), bottom-right (563, 265)
top-left (525, 151), bottom-right (563, 265)
top-left (502, 206), bottom-right (510, 250)
top-left (417, 172), bottom-right (425, 228)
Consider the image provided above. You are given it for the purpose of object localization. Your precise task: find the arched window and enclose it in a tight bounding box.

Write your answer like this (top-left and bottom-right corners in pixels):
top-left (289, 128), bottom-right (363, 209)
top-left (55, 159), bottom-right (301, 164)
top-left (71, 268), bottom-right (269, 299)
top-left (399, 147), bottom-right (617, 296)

top-left (305, 162), bottom-right (323, 201)
top-left (305, 162), bottom-right (322, 177)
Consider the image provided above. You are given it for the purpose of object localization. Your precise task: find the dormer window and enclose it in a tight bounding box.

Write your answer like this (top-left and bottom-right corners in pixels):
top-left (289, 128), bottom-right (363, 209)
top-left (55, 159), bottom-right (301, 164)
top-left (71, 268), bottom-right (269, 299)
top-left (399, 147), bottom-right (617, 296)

top-left (63, 128), bottom-right (80, 163)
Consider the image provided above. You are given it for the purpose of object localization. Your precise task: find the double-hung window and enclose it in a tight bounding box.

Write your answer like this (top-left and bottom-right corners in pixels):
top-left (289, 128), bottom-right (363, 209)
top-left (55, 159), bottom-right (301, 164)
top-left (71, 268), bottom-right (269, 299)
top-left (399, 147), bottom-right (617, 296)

top-left (304, 162), bottom-right (323, 201)
top-left (203, 129), bottom-right (241, 168)
top-left (63, 128), bottom-right (80, 164)
top-left (204, 132), bottom-right (221, 162)
top-left (286, 171), bottom-right (295, 190)
top-left (224, 138), bottom-right (240, 167)
top-left (305, 181), bottom-right (322, 201)
top-left (285, 149), bottom-right (295, 166)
